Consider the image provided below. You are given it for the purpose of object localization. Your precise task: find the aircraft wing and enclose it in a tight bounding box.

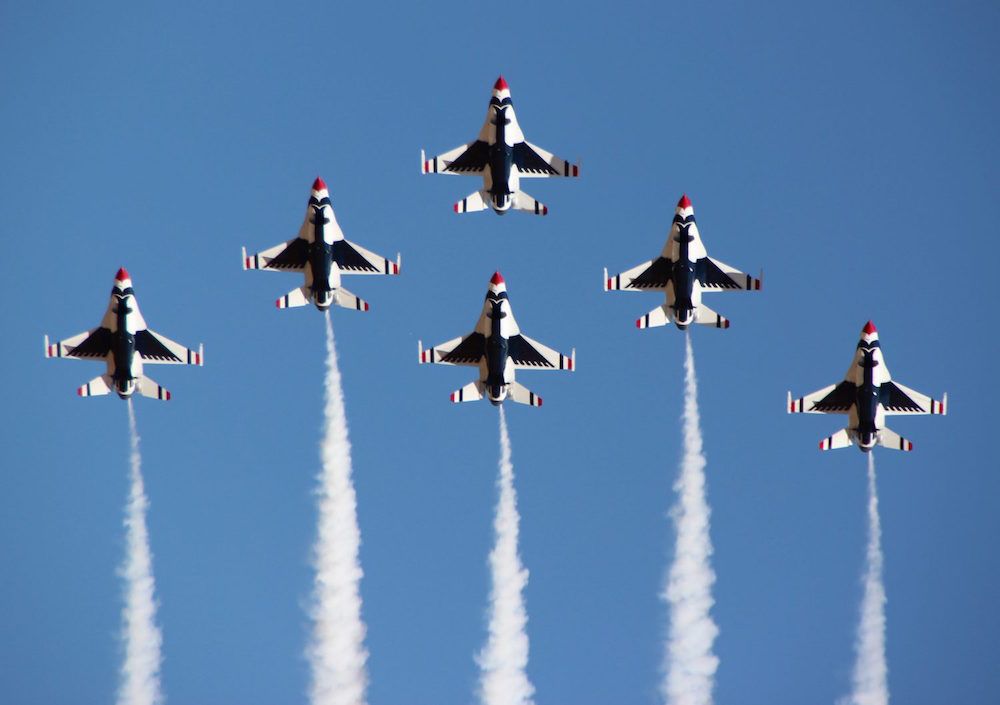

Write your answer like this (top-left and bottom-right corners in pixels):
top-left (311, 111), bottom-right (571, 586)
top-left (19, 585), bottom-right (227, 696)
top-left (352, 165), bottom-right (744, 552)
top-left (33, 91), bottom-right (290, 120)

top-left (507, 334), bottom-right (575, 371)
top-left (419, 333), bottom-right (485, 367)
top-left (45, 328), bottom-right (112, 360)
top-left (135, 329), bottom-right (204, 366)
top-left (422, 141), bottom-right (489, 175)
top-left (881, 381), bottom-right (947, 416)
top-left (513, 141), bottom-right (580, 178)
top-left (788, 381), bottom-right (856, 414)
top-left (700, 257), bottom-right (762, 291)
top-left (333, 240), bottom-right (401, 275)
top-left (243, 238), bottom-right (309, 272)
top-left (605, 258), bottom-right (673, 291)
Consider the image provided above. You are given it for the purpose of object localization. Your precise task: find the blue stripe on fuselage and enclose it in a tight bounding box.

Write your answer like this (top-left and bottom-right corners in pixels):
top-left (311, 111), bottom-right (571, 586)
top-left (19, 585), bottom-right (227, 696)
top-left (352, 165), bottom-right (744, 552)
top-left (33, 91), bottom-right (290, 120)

top-left (855, 347), bottom-right (881, 441)
top-left (485, 299), bottom-right (508, 389)
top-left (487, 106), bottom-right (513, 209)
top-left (111, 294), bottom-right (136, 390)
top-left (671, 219), bottom-right (698, 324)
top-left (309, 204), bottom-right (333, 300)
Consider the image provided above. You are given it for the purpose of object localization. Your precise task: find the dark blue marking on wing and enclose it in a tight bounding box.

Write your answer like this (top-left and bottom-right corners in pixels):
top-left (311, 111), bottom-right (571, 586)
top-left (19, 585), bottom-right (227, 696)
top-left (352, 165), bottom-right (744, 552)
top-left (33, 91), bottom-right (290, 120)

top-left (507, 335), bottom-right (554, 368)
top-left (135, 330), bottom-right (182, 362)
top-left (512, 143), bottom-right (559, 175)
top-left (441, 333), bottom-right (486, 364)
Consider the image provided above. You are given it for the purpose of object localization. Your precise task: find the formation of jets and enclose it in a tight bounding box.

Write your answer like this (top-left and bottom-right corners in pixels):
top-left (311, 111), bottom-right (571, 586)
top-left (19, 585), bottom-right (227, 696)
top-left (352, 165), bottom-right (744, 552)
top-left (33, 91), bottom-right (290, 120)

top-left (43, 75), bottom-right (947, 451)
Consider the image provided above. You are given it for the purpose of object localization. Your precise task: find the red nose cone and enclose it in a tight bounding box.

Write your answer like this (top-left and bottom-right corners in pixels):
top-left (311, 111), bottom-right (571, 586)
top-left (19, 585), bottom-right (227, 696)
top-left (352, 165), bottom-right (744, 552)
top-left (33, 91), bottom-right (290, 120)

top-left (863, 320), bottom-right (878, 335)
top-left (494, 75), bottom-right (509, 91)
top-left (115, 267), bottom-right (130, 282)
top-left (490, 271), bottom-right (505, 286)
top-left (312, 177), bottom-right (327, 192)
top-left (677, 194), bottom-right (692, 209)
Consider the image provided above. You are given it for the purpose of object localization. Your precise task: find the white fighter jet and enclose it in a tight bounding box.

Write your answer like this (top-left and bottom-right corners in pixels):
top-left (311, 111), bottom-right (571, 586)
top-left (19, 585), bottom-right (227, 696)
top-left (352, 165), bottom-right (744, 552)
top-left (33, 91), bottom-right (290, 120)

top-left (420, 76), bottom-right (580, 216)
top-left (788, 321), bottom-right (947, 451)
top-left (418, 272), bottom-right (575, 406)
top-left (604, 194), bottom-right (762, 329)
top-left (44, 268), bottom-right (204, 400)
top-left (242, 178), bottom-right (401, 311)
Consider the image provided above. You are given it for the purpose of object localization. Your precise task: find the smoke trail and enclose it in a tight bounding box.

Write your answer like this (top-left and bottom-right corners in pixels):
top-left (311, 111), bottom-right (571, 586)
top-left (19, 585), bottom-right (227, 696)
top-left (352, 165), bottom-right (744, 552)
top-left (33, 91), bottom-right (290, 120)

top-left (661, 334), bottom-right (719, 705)
top-left (844, 454), bottom-right (889, 705)
top-left (308, 311), bottom-right (369, 705)
top-left (477, 406), bottom-right (534, 705)
top-left (118, 400), bottom-right (164, 705)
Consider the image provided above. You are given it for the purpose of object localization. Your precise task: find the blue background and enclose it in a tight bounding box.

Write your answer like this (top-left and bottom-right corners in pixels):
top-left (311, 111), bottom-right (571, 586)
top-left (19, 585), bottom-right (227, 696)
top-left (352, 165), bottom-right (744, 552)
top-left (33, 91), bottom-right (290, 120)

top-left (2, 1), bottom-right (998, 703)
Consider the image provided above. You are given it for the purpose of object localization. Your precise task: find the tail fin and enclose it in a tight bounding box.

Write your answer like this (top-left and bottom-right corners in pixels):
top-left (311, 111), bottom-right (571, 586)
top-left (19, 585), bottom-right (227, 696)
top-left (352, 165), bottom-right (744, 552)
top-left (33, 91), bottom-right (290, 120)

top-left (77, 374), bottom-right (113, 398)
top-left (333, 287), bottom-right (370, 312)
top-left (276, 286), bottom-right (311, 309)
top-left (636, 304), bottom-right (672, 329)
top-left (137, 375), bottom-right (171, 401)
top-left (694, 302), bottom-right (730, 329)
top-left (878, 427), bottom-right (914, 451)
top-left (450, 381), bottom-right (484, 403)
top-left (508, 380), bottom-right (543, 407)
top-left (512, 190), bottom-right (548, 216)
top-left (819, 428), bottom-right (853, 450)
top-left (454, 190), bottom-right (490, 214)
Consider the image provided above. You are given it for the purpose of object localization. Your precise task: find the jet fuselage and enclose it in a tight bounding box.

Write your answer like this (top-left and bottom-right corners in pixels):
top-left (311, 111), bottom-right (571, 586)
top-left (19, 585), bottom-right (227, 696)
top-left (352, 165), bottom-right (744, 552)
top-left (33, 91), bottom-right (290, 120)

top-left (308, 196), bottom-right (335, 310)
top-left (670, 216), bottom-right (699, 328)
top-left (487, 102), bottom-right (514, 213)
top-left (851, 344), bottom-right (884, 451)
top-left (484, 298), bottom-right (509, 404)
top-left (110, 290), bottom-right (138, 398)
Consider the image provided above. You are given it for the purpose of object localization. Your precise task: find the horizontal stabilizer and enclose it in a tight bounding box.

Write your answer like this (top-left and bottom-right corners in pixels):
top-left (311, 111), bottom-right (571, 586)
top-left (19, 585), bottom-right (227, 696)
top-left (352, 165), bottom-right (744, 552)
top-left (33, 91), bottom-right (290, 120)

top-left (450, 381), bottom-right (484, 403)
top-left (694, 302), bottom-right (730, 329)
top-left (512, 190), bottom-right (548, 216)
top-left (508, 380), bottom-right (543, 407)
top-left (276, 286), bottom-right (311, 309)
top-left (636, 305), bottom-right (671, 329)
top-left (77, 374), bottom-right (113, 398)
top-left (819, 428), bottom-right (853, 451)
top-left (137, 375), bottom-right (171, 401)
top-left (454, 190), bottom-right (489, 214)
top-left (333, 287), bottom-right (370, 312)
top-left (878, 427), bottom-right (914, 451)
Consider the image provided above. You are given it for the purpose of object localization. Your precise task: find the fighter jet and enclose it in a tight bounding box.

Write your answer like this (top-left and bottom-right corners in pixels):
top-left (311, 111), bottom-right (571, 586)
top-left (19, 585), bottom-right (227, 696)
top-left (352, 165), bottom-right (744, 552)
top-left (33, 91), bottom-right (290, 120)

top-left (788, 321), bottom-right (947, 451)
top-left (44, 268), bottom-right (204, 400)
top-left (420, 76), bottom-right (580, 216)
top-left (242, 178), bottom-right (401, 311)
top-left (418, 272), bottom-right (575, 406)
top-left (604, 194), bottom-right (762, 330)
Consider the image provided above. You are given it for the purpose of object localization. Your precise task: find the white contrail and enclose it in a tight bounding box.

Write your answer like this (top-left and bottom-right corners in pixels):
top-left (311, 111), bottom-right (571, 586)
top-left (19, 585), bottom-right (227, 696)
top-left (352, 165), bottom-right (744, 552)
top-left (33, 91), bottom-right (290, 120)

top-left (661, 334), bottom-right (719, 705)
top-left (844, 454), bottom-right (889, 705)
top-left (118, 400), bottom-right (164, 705)
top-left (477, 406), bottom-right (534, 705)
top-left (308, 311), bottom-right (369, 705)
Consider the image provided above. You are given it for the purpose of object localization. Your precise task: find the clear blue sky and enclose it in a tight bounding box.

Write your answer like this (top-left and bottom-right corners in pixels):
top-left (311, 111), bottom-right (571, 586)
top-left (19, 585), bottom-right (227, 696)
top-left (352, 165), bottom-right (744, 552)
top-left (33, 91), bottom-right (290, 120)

top-left (2, 1), bottom-right (998, 703)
